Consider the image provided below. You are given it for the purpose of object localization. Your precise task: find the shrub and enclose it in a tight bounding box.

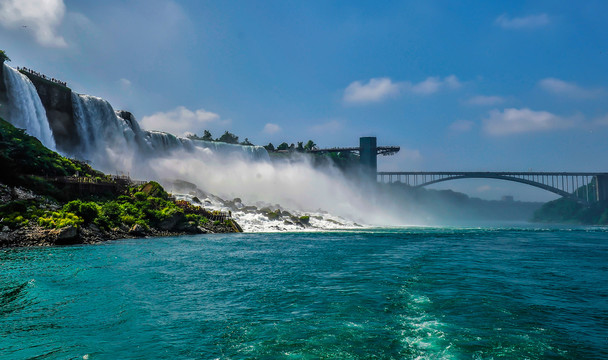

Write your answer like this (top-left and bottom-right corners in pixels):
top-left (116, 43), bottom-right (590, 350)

top-left (38, 211), bottom-right (83, 229)
top-left (133, 191), bottom-right (147, 201)
top-left (78, 202), bottom-right (99, 224)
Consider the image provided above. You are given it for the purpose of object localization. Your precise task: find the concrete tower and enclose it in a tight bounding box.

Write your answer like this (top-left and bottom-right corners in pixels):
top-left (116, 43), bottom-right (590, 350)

top-left (359, 136), bottom-right (377, 182)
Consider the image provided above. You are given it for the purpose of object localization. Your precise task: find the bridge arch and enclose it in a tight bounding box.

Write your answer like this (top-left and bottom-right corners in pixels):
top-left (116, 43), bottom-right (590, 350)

top-left (418, 174), bottom-right (575, 200)
top-left (377, 172), bottom-right (607, 204)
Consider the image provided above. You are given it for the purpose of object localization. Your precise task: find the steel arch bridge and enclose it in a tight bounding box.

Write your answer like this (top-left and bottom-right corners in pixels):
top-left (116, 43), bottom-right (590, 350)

top-left (377, 172), bottom-right (608, 204)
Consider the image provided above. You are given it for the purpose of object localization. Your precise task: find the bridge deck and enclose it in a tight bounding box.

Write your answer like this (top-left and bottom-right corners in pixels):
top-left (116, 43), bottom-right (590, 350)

top-left (377, 171), bottom-right (608, 204)
top-left (378, 171), bottom-right (608, 176)
top-left (309, 146), bottom-right (400, 155)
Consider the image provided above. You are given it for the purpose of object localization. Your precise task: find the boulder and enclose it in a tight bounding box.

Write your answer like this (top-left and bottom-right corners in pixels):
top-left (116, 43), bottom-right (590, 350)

top-left (158, 212), bottom-right (185, 231)
top-left (55, 226), bottom-right (80, 245)
top-left (129, 224), bottom-right (146, 236)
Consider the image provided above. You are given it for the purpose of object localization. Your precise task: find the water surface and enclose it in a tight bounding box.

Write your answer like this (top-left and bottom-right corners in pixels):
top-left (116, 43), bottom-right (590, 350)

top-left (1, 227), bottom-right (606, 359)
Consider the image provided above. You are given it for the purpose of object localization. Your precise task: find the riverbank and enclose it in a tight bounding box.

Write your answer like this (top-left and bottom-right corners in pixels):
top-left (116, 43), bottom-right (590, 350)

top-left (0, 118), bottom-right (241, 248)
top-left (0, 221), bottom-right (235, 248)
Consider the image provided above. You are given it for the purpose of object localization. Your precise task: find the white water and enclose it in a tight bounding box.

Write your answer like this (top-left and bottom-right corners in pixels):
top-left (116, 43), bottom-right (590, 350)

top-left (2, 71), bottom-right (413, 230)
top-left (71, 94), bottom-right (268, 174)
top-left (2, 64), bottom-right (56, 150)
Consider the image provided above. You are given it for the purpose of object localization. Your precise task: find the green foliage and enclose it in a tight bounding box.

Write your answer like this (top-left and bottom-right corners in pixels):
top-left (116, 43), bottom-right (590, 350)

top-left (0, 50), bottom-right (9, 63)
top-left (133, 191), bottom-right (148, 201)
top-left (135, 181), bottom-right (169, 200)
top-left (217, 131), bottom-right (239, 144)
top-left (0, 118), bottom-right (102, 197)
top-left (299, 215), bottom-right (310, 224)
top-left (264, 143), bottom-right (275, 151)
top-left (277, 142), bottom-right (289, 151)
top-left (304, 140), bottom-right (317, 151)
top-left (38, 211), bottom-right (83, 229)
top-left (202, 130), bottom-right (213, 141)
top-left (533, 198), bottom-right (608, 225)
top-left (0, 118), bottom-right (237, 233)
top-left (187, 130), bottom-right (214, 142)
top-left (240, 138), bottom-right (253, 146)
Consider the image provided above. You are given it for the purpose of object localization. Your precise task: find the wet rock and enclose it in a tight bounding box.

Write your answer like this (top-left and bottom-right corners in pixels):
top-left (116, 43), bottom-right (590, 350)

top-left (55, 226), bottom-right (80, 245)
top-left (159, 212), bottom-right (185, 231)
top-left (177, 221), bottom-right (200, 234)
top-left (2, 226), bottom-right (9, 232)
top-left (129, 224), bottom-right (146, 236)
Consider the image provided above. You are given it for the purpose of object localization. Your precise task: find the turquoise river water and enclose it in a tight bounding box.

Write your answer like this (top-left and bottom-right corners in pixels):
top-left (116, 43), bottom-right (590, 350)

top-left (1, 227), bottom-right (607, 359)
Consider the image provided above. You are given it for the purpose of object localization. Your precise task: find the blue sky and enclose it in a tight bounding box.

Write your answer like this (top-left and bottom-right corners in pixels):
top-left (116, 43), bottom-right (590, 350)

top-left (1, 0), bottom-right (607, 201)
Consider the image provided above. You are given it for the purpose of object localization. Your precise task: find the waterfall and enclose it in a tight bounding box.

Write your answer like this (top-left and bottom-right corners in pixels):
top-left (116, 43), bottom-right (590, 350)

top-left (188, 139), bottom-right (270, 161)
top-left (2, 64), bottom-right (56, 150)
top-left (71, 93), bottom-right (269, 172)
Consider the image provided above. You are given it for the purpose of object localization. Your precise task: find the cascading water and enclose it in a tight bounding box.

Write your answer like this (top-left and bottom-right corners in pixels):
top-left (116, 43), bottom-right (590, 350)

top-left (71, 93), bottom-right (269, 174)
top-left (2, 64), bottom-right (56, 150)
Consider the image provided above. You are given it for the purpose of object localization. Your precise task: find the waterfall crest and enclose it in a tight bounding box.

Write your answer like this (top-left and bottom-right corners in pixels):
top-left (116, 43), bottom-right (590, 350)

top-left (2, 64), bottom-right (56, 150)
top-left (71, 93), bottom-right (269, 172)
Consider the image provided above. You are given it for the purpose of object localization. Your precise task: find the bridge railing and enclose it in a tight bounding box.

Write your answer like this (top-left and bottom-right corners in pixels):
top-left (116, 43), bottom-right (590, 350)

top-left (377, 171), bottom-right (608, 203)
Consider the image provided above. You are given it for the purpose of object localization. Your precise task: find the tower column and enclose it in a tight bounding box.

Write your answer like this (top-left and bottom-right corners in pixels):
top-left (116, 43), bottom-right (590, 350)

top-left (595, 175), bottom-right (608, 202)
top-left (359, 136), bottom-right (377, 182)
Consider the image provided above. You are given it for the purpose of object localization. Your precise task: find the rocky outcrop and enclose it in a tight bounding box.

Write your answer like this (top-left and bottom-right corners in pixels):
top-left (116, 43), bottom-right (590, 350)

top-left (20, 72), bottom-right (78, 153)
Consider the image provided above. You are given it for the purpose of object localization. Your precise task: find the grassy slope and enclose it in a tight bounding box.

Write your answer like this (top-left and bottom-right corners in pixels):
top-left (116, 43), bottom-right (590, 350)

top-left (0, 118), bottom-right (237, 233)
top-left (532, 197), bottom-right (608, 225)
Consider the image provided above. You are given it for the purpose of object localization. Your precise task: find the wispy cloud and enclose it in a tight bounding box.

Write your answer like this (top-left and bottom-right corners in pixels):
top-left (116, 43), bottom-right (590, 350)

top-left (263, 123), bottom-right (281, 134)
top-left (343, 75), bottom-right (461, 105)
top-left (449, 120), bottom-right (474, 132)
top-left (0, 0), bottom-right (68, 47)
top-left (378, 146), bottom-right (422, 171)
top-left (343, 77), bottom-right (401, 104)
top-left (466, 95), bottom-right (505, 106)
top-left (483, 108), bottom-right (575, 136)
top-left (309, 120), bottom-right (344, 134)
top-left (593, 114), bottom-right (608, 126)
top-left (141, 106), bottom-right (227, 136)
top-left (495, 13), bottom-right (550, 30)
top-left (538, 78), bottom-right (604, 99)
top-left (402, 75), bottom-right (461, 95)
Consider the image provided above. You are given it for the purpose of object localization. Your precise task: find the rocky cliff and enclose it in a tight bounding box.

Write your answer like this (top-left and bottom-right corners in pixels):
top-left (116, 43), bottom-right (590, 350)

top-left (20, 71), bottom-right (78, 152)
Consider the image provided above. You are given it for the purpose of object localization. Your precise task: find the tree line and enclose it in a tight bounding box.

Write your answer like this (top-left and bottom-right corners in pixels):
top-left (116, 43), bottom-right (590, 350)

top-left (186, 130), bottom-right (318, 152)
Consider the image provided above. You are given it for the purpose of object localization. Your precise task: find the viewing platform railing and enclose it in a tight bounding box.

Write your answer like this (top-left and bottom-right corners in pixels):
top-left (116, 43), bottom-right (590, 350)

top-left (17, 67), bottom-right (67, 87)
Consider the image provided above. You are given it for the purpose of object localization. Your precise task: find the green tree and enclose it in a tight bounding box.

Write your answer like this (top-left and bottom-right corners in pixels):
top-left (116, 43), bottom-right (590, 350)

top-left (217, 131), bottom-right (239, 144)
top-left (296, 142), bottom-right (304, 152)
top-left (277, 142), bottom-right (289, 151)
top-left (0, 50), bottom-right (10, 63)
top-left (304, 140), bottom-right (317, 151)
top-left (202, 130), bottom-right (213, 141)
top-left (240, 138), bottom-right (253, 146)
top-left (264, 143), bottom-right (275, 151)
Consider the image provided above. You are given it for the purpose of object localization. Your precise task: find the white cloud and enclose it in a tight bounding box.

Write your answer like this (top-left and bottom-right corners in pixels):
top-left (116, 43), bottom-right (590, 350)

top-left (466, 95), bottom-right (505, 106)
top-left (141, 106), bottom-right (226, 136)
top-left (0, 0), bottom-right (68, 47)
top-left (403, 75), bottom-right (462, 95)
top-left (495, 13), bottom-right (550, 29)
top-left (309, 120), bottom-right (343, 134)
top-left (483, 108), bottom-right (574, 136)
top-left (538, 78), bottom-right (604, 99)
top-left (449, 120), bottom-right (474, 132)
top-left (343, 77), bottom-right (400, 104)
top-left (263, 123), bottom-right (281, 134)
top-left (593, 114), bottom-right (608, 126)
top-left (343, 75), bottom-right (461, 104)
top-left (119, 78), bottom-right (132, 88)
